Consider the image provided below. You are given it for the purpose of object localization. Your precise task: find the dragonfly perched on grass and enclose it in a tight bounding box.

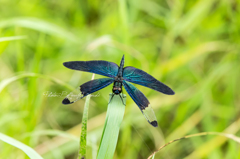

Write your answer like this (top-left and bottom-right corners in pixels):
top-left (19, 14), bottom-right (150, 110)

top-left (62, 55), bottom-right (174, 127)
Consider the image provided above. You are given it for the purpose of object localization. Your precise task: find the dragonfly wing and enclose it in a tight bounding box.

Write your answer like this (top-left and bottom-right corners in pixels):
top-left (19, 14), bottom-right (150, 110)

top-left (62, 87), bottom-right (82, 104)
top-left (80, 78), bottom-right (114, 97)
top-left (123, 66), bottom-right (174, 95)
top-left (62, 78), bottom-right (114, 104)
top-left (123, 81), bottom-right (158, 127)
top-left (63, 60), bottom-right (119, 78)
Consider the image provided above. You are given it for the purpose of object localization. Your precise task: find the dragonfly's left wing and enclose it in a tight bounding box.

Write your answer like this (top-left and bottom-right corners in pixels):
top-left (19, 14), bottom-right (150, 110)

top-left (63, 61), bottom-right (119, 78)
top-left (123, 66), bottom-right (174, 95)
top-left (62, 78), bottom-right (114, 104)
top-left (123, 80), bottom-right (158, 127)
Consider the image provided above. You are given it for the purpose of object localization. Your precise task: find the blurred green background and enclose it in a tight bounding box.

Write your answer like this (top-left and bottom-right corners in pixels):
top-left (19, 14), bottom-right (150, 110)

top-left (0, 0), bottom-right (240, 158)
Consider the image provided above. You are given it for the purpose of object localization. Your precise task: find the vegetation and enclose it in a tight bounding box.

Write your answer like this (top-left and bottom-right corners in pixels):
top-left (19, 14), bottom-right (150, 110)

top-left (0, 0), bottom-right (240, 158)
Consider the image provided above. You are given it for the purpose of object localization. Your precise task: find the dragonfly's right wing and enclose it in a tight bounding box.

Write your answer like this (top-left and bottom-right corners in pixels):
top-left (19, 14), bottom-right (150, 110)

top-left (123, 80), bottom-right (158, 127)
top-left (62, 78), bottom-right (114, 104)
top-left (123, 66), bottom-right (174, 95)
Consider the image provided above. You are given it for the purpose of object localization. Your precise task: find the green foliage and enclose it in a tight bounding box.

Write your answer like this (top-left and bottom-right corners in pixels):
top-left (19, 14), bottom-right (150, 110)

top-left (79, 81), bottom-right (92, 159)
top-left (0, 133), bottom-right (43, 159)
top-left (97, 94), bottom-right (126, 159)
top-left (0, 0), bottom-right (240, 158)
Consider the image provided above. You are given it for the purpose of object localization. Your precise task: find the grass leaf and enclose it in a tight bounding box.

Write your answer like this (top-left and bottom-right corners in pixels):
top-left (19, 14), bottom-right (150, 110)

top-left (148, 131), bottom-right (240, 159)
top-left (78, 74), bottom-right (95, 159)
top-left (0, 17), bottom-right (78, 42)
top-left (97, 94), bottom-right (126, 159)
top-left (0, 72), bottom-right (75, 93)
top-left (0, 133), bottom-right (43, 159)
top-left (0, 36), bottom-right (27, 42)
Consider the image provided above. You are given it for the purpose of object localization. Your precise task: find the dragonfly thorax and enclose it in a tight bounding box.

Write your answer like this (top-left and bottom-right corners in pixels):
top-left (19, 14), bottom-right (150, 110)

top-left (114, 76), bottom-right (123, 82)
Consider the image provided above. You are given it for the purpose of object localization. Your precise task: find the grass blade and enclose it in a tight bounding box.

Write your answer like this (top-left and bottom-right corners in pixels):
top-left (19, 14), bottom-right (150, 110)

top-left (0, 133), bottom-right (43, 159)
top-left (78, 74), bottom-right (95, 159)
top-left (0, 36), bottom-right (26, 42)
top-left (0, 17), bottom-right (78, 42)
top-left (147, 132), bottom-right (240, 159)
top-left (0, 72), bottom-right (75, 93)
top-left (97, 94), bottom-right (126, 159)
top-left (118, 0), bottom-right (129, 43)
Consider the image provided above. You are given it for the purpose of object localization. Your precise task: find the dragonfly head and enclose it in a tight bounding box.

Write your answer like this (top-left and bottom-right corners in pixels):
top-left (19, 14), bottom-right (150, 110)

top-left (112, 87), bottom-right (122, 94)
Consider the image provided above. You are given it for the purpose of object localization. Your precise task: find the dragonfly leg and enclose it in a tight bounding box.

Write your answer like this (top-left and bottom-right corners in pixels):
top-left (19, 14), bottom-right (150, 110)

top-left (119, 93), bottom-right (126, 106)
top-left (108, 93), bottom-right (115, 104)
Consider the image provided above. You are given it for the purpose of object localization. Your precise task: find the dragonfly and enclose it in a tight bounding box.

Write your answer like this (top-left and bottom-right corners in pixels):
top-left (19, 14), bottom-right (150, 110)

top-left (62, 55), bottom-right (174, 127)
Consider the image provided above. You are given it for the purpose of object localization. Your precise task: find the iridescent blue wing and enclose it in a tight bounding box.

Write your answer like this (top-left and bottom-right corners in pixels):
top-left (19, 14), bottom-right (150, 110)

top-left (123, 81), bottom-right (158, 127)
top-left (63, 61), bottom-right (119, 78)
top-left (62, 78), bottom-right (114, 104)
top-left (123, 66), bottom-right (174, 95)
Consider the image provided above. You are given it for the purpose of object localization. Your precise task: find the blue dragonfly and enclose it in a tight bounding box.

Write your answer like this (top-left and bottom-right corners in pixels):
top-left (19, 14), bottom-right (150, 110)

top-left (62, 55), bottom-right (174, 127)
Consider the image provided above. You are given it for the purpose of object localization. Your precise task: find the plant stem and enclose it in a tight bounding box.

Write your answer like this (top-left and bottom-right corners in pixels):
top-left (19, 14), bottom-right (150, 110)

top-left (78, 74), bottom-right (95, 159)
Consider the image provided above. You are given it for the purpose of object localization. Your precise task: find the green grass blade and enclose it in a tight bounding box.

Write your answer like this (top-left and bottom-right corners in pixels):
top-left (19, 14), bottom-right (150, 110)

top-left (0, 17), bottom-right (78, 42)
top-left (97, 94), bottom-right (126, 159)
top-left (0, 133), bottom-right (43, 159)
top-left (118, 0), bottom-right (129, 43)
top-left (0, 36), bottom-right (26, 42)
top-left (152, 154), bottom-right (155, 159)
top-left (78, 74), bottom-right (95, 159)
top-left (78, 95), bottom-right (91, 159)
top-left (0, 72), bottom-right (75, 93)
